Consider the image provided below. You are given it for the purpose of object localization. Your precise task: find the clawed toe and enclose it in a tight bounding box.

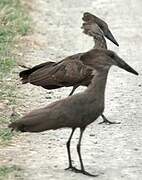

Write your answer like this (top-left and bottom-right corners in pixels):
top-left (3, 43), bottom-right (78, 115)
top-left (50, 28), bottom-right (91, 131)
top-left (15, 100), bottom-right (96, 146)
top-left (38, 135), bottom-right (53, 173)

top-left (99, 120), bottom-right (121, 125)
top-left (65, 167), bottom-right (98, 177)
top-left (82, 170), bottom-right (99, 177)
top-left (100, 115), bottom-right (121, 125)
top-left (65, 166), bottom-right (72, 170)
top-left (65, 166), bottom-right (78, 171)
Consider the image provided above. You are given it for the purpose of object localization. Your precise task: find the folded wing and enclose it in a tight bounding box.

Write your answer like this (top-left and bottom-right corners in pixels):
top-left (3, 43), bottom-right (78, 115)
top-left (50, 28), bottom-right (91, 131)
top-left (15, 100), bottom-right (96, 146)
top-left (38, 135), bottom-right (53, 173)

top-left (28, 59), bottom-right (93, 89)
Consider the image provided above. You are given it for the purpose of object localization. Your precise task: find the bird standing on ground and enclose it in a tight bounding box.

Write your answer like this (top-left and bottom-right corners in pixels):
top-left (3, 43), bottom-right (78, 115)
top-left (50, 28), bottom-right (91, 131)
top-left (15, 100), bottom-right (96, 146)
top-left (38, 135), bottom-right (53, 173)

top-left (9, 49), bottom-right (138, 177)
top-left (19, 12), bottom-right (118, 92)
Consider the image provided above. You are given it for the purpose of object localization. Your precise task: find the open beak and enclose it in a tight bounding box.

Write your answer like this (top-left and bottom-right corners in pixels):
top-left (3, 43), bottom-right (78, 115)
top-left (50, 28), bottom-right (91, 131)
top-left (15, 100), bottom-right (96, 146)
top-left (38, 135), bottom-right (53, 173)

top-left (115, 57), bottom-right (138, 75)
top-left (105, 29), bottom-right (119, 46)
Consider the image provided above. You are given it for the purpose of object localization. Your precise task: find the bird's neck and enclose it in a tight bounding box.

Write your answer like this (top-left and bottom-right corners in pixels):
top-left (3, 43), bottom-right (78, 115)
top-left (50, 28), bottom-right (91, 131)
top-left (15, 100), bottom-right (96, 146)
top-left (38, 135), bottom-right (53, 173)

top-left (86, 70), bottom-right (109, 100)
top-left (93, 35), bottom-right (107, 49)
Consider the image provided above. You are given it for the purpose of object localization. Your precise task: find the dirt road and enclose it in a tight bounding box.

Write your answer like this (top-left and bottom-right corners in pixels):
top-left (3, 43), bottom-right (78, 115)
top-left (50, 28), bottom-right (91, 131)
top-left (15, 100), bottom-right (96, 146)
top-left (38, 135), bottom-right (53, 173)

top-left (0, 0), bottom-right (142, 179)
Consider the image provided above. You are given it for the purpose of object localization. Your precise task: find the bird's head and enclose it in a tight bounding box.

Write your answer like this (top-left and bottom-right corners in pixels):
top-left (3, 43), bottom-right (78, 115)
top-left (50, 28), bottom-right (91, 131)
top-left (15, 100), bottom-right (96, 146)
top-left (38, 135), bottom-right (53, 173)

top-left (81, 49), bottom-right (138, 75)
top-left (82, 12), bottom-right (119, 46)
top-left (81, 22), bottom-right (103, 38)
top-left (82, 12), bottom-right (95, 22)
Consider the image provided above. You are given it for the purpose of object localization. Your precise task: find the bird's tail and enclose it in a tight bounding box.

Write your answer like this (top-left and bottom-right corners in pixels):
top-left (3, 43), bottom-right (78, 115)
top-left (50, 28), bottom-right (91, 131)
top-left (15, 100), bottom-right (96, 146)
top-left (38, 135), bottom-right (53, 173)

top-left (8, 121), bottom-right (27, 132)
top-left (19, 61), bottom-right (55, 84)
top-left (19, 69), bottom-right (32, 84)
top-left (8, 107), bottom-right (52, 133)
top-left (8, 120), bottom-right (42, 133)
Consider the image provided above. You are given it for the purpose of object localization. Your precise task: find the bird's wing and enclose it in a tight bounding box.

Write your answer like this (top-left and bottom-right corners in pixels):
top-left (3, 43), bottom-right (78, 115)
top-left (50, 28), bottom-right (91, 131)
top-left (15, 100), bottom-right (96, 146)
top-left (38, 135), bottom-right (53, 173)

top-left (19, 61), bottom-right (55, 78)
top-left (28, 59), bottom-right (93, 87)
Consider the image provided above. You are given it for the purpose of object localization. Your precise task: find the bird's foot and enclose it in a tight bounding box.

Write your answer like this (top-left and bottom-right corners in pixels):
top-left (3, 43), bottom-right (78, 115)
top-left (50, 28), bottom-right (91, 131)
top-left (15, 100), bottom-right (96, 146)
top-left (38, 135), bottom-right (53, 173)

top-left (73, 168), bottom-right (98, 177)
top-left (99, 118), bottom-right (121, 125)
top-left (65, 167), bottom-right (98, 177)
top-left (99, 120), bottom-right (120, 125)
top-left (65, 166), bottom-right (78, 171)
top-left (99, 114), bottom-right (121, 125)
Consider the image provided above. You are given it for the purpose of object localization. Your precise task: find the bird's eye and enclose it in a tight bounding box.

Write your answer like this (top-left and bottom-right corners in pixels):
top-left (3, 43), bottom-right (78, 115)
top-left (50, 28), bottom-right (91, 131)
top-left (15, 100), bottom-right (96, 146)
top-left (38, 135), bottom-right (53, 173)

top-left (110, 53), bottom-right (115, 59)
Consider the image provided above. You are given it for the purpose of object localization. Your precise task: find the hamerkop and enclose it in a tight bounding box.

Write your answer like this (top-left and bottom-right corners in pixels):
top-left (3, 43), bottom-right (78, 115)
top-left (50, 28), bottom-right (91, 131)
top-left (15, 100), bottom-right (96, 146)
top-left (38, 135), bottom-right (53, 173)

top-left (9, 49), bottom-right (138, 177)
top-left (19, 17), bottom-right (118, 125)
top-left (19, 12), bottom-right (118, 88)
top-left (82, 12), bottom-right (119, 46)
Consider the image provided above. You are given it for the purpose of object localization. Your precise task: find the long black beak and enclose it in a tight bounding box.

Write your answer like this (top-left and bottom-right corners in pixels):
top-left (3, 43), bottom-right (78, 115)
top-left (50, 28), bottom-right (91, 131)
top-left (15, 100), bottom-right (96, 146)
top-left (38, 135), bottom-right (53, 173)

top-left (104, 29), bottom-right (119, 46)
top-left (105, 29), bottom-right (119, 46)
top-left (116, 57), bottom-right (138, 75)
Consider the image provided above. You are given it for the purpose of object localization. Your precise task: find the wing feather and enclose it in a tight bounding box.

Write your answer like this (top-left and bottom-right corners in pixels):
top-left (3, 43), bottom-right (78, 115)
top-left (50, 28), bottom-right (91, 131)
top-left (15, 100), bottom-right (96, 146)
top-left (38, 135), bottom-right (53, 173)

top-left (29, 59), bottom-right (93, 87)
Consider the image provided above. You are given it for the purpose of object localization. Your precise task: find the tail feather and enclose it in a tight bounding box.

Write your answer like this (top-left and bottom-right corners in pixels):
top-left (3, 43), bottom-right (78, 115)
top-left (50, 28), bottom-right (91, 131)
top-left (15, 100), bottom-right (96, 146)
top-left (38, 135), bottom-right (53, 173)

top-left (19, 61), bottom-right (55, 84)
top-left (8, 122), bottom-right (27, 132)
top-left (19, 69), bottom-right (32, 84)
top-left (8, 121), bottom-right (42, 132)
top-left (8, 107), bottom-right (53, 133)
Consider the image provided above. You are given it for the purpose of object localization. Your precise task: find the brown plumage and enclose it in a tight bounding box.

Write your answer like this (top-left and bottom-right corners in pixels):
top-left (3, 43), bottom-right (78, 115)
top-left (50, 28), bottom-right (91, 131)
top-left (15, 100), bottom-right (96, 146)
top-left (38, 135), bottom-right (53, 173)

top-left (23, 48), bottom-right (138, 88)
top-left (82, 21), bottom-right (107, 49)
top-left (19, 21), bottom-right (136, 125)
top-left (19, 12), bottom-right (116, 86)
top-left (9, 55), bottom-right (138, 176)
top-left (20, 21), bottom-right (130, 125)
top-left (82, 12), bottom-right (119, 46)
top-left (19, 20), bottom-right (116, 124)
top-left (10, 70), bottom-right (105, 132)
top-left (81, 22), bottom-right (118, 124)
top-left (19, 20), bottom-right (113, 92)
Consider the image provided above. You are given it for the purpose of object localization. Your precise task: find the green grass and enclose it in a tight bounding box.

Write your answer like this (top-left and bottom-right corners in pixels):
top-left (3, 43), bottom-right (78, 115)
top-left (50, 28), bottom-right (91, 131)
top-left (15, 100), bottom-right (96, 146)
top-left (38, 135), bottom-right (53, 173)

top-left (0, 114), bottom-right (20, 145)
top-left (0, 0), bottom-right (30, 77)
top-left (0, 83), bottom-right (18, 104)
top-left (0, 165), bottom-right (22, 180)
top-left (0, 128), bottom-right (14, 145)
top-left (0, 0), bottom-right (31, 144)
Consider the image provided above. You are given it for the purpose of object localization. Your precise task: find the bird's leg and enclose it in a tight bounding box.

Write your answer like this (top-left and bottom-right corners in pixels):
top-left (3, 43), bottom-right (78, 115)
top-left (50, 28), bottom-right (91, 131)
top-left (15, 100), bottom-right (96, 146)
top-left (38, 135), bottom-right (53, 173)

top-left (77, 128), bottom-right (85, 171)
top-left (99, 114), bottom-right (121, 125)
top-left (65, 128), bottom-right (77, 171)
top-left (68, 86), bottom-right (78, 96)
top-left (73, 128), bottom-right (98, 177)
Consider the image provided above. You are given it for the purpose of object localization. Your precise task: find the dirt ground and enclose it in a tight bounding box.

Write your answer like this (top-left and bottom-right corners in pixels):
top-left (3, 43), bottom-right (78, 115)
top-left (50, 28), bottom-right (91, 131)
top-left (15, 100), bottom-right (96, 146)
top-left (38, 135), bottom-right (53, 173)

top-left (0, 0), bottom-right (142, 179)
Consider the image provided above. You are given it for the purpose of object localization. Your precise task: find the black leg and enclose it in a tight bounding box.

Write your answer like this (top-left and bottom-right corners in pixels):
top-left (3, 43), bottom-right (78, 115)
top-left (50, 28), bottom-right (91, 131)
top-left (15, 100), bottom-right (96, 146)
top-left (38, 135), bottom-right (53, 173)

top-left (99, 114), bottom-right (121, 125)
top-left (65, 128), bottom-right (76, 170)
top-left (77, 128), bottom-right (85, 171)
top-left (68, 86), bottom-right (78, 96)
top-left (75, 128), bottom-right (98, 177)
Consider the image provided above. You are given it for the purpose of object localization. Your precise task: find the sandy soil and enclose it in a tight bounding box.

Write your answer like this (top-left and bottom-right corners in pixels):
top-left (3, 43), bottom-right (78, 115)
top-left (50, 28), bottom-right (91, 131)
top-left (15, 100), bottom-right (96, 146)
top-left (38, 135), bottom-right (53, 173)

top-left (0, 0), bottom-right (142, 179)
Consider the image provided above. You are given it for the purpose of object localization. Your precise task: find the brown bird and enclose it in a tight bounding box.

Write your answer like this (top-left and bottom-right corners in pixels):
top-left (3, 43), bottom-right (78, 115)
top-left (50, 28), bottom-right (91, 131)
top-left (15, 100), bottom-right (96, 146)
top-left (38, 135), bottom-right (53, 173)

top-left (82, 12), bottom-right (119, 46)
top-left (9, 49), bottom-right (138, 177)
top-left (19, 20), bottom-right (117, 125)
top-left (19, 12), bottom-right (117, 88)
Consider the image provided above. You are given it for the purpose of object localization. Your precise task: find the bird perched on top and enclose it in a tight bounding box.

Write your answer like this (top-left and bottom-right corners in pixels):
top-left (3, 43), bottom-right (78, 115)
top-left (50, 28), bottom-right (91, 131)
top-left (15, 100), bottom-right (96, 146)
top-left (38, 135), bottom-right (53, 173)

top-left (9, 49), bottom-right (138, 177)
